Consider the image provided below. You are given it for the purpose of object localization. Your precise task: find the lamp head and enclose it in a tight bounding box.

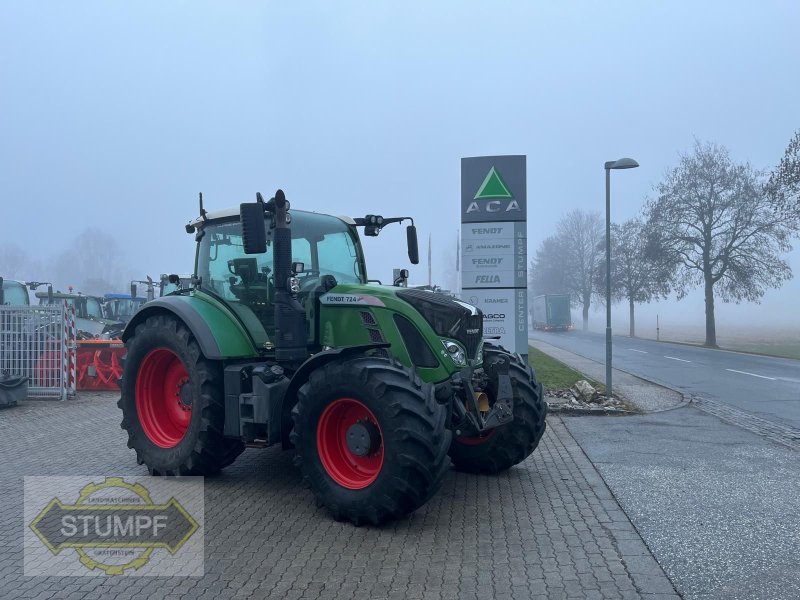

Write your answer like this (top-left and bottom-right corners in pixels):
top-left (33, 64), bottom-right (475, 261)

top-left (605, 157), bottom-right (639, 170)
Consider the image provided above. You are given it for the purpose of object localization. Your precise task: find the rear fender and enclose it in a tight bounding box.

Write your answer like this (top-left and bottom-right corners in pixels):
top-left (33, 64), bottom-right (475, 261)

top-left (122, 296), bottom-right (258, 360)
top-left (278, 343), bottom-right (390, 448)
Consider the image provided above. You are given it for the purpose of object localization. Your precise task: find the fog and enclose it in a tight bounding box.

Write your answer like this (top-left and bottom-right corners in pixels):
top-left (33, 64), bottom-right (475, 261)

top-left (1, 1), bottom-right (798, 338)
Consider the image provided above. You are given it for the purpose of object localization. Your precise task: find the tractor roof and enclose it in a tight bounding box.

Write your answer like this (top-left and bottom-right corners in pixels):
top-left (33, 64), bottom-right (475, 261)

top-left (188, 207), bottom-right (356, 228)
top-left (1, 279), bottom-right (26, 288)
top-left (35, 291), bottom-right (103, 300)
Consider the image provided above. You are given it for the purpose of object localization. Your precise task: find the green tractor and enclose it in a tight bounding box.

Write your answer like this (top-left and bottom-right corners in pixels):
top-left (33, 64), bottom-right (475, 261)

top-left (119, 190), bottom-right (546, 524)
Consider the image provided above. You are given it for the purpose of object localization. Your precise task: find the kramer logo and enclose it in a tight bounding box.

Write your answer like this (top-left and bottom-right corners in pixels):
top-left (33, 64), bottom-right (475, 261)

top-left (466, 166), bottom-right (521, 215)
top-left (25, 477), bottom-right (203, 576)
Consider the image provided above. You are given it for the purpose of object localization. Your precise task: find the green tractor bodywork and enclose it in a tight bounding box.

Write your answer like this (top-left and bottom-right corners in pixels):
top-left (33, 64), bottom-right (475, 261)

top-left (120, 190), bottom-right (546, 524)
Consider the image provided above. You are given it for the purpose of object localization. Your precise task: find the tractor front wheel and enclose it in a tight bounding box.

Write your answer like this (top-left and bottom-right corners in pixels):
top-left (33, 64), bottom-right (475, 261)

top-left (291, 356), bottom-right (451, 525)
top-left (118, 314), bottom-right (244, 475)
top-left (448, 345), bottom-right (547, 474)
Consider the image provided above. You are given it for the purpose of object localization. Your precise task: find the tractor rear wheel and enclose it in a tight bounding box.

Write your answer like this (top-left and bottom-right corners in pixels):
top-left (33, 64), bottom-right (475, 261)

top-left (118, 314), bottom-right (244, 475)
top-left (291, 356), bottom-right (451, 525)
top-left (448, 345), bottom-right (547, 474)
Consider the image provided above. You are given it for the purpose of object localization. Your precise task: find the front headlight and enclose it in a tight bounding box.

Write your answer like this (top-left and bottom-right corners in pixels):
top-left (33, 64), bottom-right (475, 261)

top-left (442, 340), bottom-right (466, 366)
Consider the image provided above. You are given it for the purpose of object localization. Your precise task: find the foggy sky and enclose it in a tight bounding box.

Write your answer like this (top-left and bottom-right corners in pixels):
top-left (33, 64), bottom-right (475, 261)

top-left (1, 1), bottom-right (798, 334)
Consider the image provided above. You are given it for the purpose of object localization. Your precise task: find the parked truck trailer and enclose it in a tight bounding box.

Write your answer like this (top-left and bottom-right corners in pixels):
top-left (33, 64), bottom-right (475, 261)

top-left (532, 294), bottom-right (572, 331)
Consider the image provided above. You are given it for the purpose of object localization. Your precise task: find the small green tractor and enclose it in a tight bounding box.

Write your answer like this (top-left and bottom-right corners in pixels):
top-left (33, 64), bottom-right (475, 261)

top-left (119, 190), bottom-right (546, 524)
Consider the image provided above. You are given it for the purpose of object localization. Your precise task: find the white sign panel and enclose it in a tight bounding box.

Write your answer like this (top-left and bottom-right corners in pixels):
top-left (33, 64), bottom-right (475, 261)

top-left (461, 288), bottom-right (528, 355)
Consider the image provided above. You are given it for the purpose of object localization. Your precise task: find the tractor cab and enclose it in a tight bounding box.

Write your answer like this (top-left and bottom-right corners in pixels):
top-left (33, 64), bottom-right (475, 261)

top-left (159, 273), bottom-right (192, 296)
top-left (0, 278), bottom-right (30, 306)
top-left (36, 291), bottom-right (115, 337)
top-left (104, 293), bottom-right (147, 324)
top-left (193, 208), bottom-right (367, 349)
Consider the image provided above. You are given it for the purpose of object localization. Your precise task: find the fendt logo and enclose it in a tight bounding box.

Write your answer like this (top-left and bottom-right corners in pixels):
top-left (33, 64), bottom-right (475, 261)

top-left (465, 166), bottom-right (521, 215)
top-left (472, 258), bottom-right (503, 266)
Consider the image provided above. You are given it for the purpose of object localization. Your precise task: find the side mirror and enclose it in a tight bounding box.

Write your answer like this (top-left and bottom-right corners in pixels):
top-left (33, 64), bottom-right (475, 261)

top-left (130, 283), bottom-right (137, 298)
top-left (406, 225), bottom-right (419, 265)
top-left (240, 202), bottom-right (267, 254)
top-left (292, 262), bottom-right (305, 274)
top-left (0, 277), bottom-right (4, 305)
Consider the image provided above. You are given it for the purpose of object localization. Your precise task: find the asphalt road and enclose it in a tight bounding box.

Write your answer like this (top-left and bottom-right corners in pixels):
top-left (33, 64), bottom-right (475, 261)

top-left (566, 407), bottom-right (800, 600)
top-left (529, 329), bottom-right (800, 429)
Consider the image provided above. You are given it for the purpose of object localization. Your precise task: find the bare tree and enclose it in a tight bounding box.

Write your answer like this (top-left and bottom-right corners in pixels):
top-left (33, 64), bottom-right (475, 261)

top-left (600, 218), bottom-right (674, 337)
top-left (532, 210), bottom-right (604, 331)
top-left (50, 228), bottom-right (130, 294)
top-left (645, 141), bottom-right (800, 347)
top-left (529, 235), bottom-right (567, 295)
top-left (560, 210), bottom-right (604, 330)
top-left (767, 129), bottom-right (800, 213)
top-left (0, 243), bottom-right (31, 280)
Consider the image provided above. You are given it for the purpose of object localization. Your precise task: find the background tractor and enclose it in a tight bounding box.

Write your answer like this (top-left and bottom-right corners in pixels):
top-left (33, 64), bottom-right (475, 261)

top-left (119, 190), bottom-right (546, 524)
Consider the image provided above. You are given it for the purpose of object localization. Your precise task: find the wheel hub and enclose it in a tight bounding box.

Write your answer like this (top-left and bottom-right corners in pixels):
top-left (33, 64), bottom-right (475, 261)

top-left (135, 348), bottom-right (192, 448)
top-left (346, 420), bottom-right (381, 456)
top-left (177, 380), bottom-right (192, 411)
top-left (316, 398), bottom-right (385, 489)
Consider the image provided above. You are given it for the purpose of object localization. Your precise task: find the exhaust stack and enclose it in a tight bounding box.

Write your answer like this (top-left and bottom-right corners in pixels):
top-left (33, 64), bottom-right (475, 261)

top-left (269, 190), bottom-right (307, 363)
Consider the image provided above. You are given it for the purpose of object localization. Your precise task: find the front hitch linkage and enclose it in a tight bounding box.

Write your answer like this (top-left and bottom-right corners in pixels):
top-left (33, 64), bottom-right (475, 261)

top-left (450, 355), bottom-right (514, 436)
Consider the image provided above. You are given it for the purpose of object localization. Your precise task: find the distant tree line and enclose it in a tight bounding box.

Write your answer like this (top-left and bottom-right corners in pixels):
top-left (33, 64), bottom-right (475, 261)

top-left (0, 227), bottom-right (136, 297)
top-left (529, 134), bottom-right (800, 346)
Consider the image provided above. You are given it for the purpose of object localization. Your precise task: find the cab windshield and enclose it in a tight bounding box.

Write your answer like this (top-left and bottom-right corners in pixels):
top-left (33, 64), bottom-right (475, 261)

top-left (85, 297), bottom-right (103, 319)
top-left (1, 281), bottom-right (28, 305)
top-left (197, 211), bottom-right (365, 293)
top-left (108, 299), bottom-right (144, 320)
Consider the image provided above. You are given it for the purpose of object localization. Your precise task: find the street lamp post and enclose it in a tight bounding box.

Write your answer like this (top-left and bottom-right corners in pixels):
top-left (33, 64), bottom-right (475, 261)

top-left (603, 157), bottom-right (639, 400)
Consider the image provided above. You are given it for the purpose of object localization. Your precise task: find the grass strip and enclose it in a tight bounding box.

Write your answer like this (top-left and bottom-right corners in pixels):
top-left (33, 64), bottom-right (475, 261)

top-left (527, 346), bottom-right (604, 392)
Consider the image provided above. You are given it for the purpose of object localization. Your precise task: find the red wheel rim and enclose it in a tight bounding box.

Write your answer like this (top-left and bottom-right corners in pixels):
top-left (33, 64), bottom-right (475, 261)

top-left (456, 429), bottom-right (496, 446)
top-left (316, 398), bottom-right (384, 490)
top-left (135, 348), bottom-right (191, 448)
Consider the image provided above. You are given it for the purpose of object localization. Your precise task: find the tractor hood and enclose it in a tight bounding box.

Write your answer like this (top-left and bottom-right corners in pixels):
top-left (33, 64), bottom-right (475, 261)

top-left (319, 283), bottom-right (484, 363)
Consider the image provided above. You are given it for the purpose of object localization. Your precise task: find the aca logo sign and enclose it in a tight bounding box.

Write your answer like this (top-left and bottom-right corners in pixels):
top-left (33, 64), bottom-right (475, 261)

top-left (460, 155), bottom-right (526, 223)
top-left (465, 166), bottom-right (522, 216)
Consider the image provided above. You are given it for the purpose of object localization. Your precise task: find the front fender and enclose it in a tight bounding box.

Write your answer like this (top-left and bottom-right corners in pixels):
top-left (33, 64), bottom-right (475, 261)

top-left (122, 295), bottom-right (259, 360)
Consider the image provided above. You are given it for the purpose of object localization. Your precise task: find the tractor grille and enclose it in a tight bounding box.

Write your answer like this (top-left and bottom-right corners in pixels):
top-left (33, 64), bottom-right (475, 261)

top-left (460, 313), bottom-right (483, 359)
top-left (396, 289), bottom-right (484, 360)
top-left (359, 311), bottom-right (377, 326)
top-left (367, 327), bottom-right (385, 343)
top-left (394, 314), bottom-right (438, 368)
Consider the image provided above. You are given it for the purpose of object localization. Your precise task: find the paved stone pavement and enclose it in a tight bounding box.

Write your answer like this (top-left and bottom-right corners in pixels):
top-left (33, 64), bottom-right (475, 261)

top-left (0, 393), bottom-right (678, 599)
